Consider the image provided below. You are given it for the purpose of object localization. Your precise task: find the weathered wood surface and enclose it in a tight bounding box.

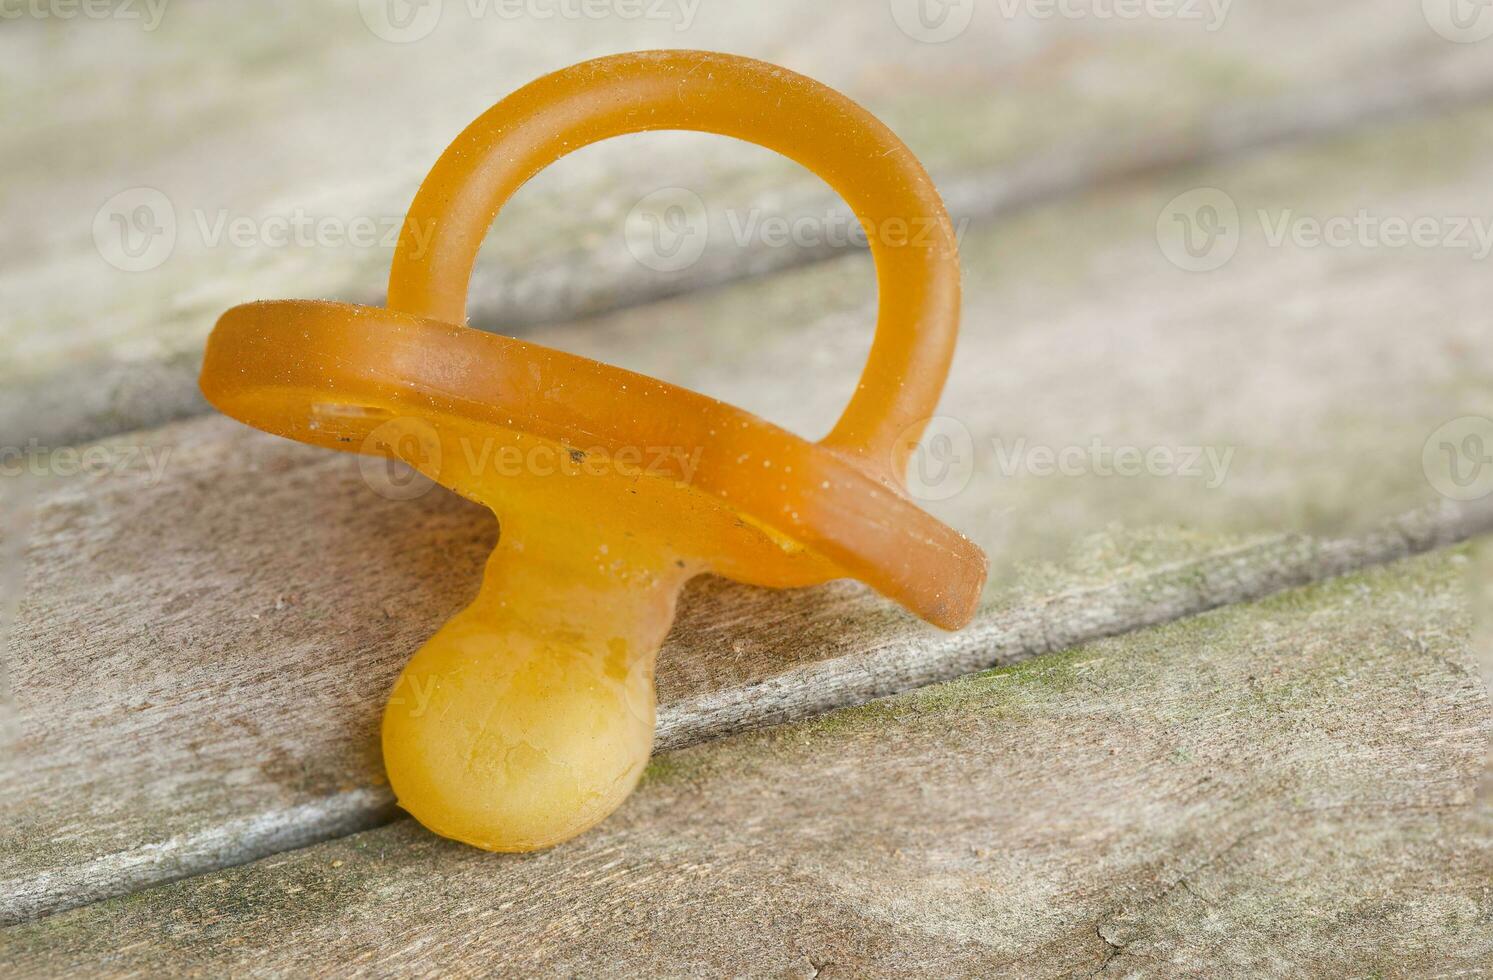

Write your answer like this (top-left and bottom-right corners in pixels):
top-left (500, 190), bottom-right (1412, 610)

top-left (3, 550), bottom-right (1487, 977)
top-left (0, 417), bottom-right (1484, 926)
top-left (6, 94), bottom-right (1493, 925)
top-left (1475, 544), bottom-right (1493, 801)
top-left (5, 0), bottom-right (1493, 446)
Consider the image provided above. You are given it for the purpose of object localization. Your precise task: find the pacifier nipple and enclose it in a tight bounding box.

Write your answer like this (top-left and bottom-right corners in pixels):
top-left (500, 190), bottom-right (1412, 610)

top-left (383, 529), bottom-right (680, 850)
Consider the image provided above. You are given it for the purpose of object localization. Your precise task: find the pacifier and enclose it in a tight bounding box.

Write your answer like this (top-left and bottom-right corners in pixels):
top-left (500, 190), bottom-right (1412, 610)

top-left (200, 51), bottom-right (987, 851)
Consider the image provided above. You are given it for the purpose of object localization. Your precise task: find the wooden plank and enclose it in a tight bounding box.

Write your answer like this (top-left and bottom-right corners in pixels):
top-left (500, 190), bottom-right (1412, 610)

top-left (1475, 544), bottom-right (1493, 800)
top-left (6, 1), bottom-right (1493, 447)
top-left (2, 549), bottom-right (1486, 975)
top-left (4, 98), bottom-right (1493, 923)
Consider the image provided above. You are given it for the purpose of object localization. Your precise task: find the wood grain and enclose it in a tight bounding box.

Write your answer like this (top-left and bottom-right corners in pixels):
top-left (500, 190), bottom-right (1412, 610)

top-left (3, 550), bottom-right (1486, 976)
top-left (5, 0), bottom-right (1493, 447)
top-left (6, 94), bottom-right (1493, 923)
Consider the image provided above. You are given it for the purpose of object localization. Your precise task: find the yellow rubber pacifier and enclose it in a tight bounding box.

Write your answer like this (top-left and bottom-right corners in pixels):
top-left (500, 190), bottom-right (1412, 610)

top-left (201, 50), bottom-right (987, 851)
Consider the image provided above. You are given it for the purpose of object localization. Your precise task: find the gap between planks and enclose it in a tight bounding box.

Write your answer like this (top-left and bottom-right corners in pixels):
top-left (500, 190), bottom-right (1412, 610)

top-left (5, 497), bottom-right (1490, 927)
top-left (6, 53), bottom-right (1493, 450)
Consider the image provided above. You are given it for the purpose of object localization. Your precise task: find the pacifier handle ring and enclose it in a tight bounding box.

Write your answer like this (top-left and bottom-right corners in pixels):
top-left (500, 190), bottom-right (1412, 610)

top-left (387, 50), bottom-right (961, 478)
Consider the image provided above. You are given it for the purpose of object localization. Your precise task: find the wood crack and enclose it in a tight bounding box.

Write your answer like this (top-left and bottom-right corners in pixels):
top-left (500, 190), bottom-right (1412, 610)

top-left (5, 501), bottom-right (1491, 926)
